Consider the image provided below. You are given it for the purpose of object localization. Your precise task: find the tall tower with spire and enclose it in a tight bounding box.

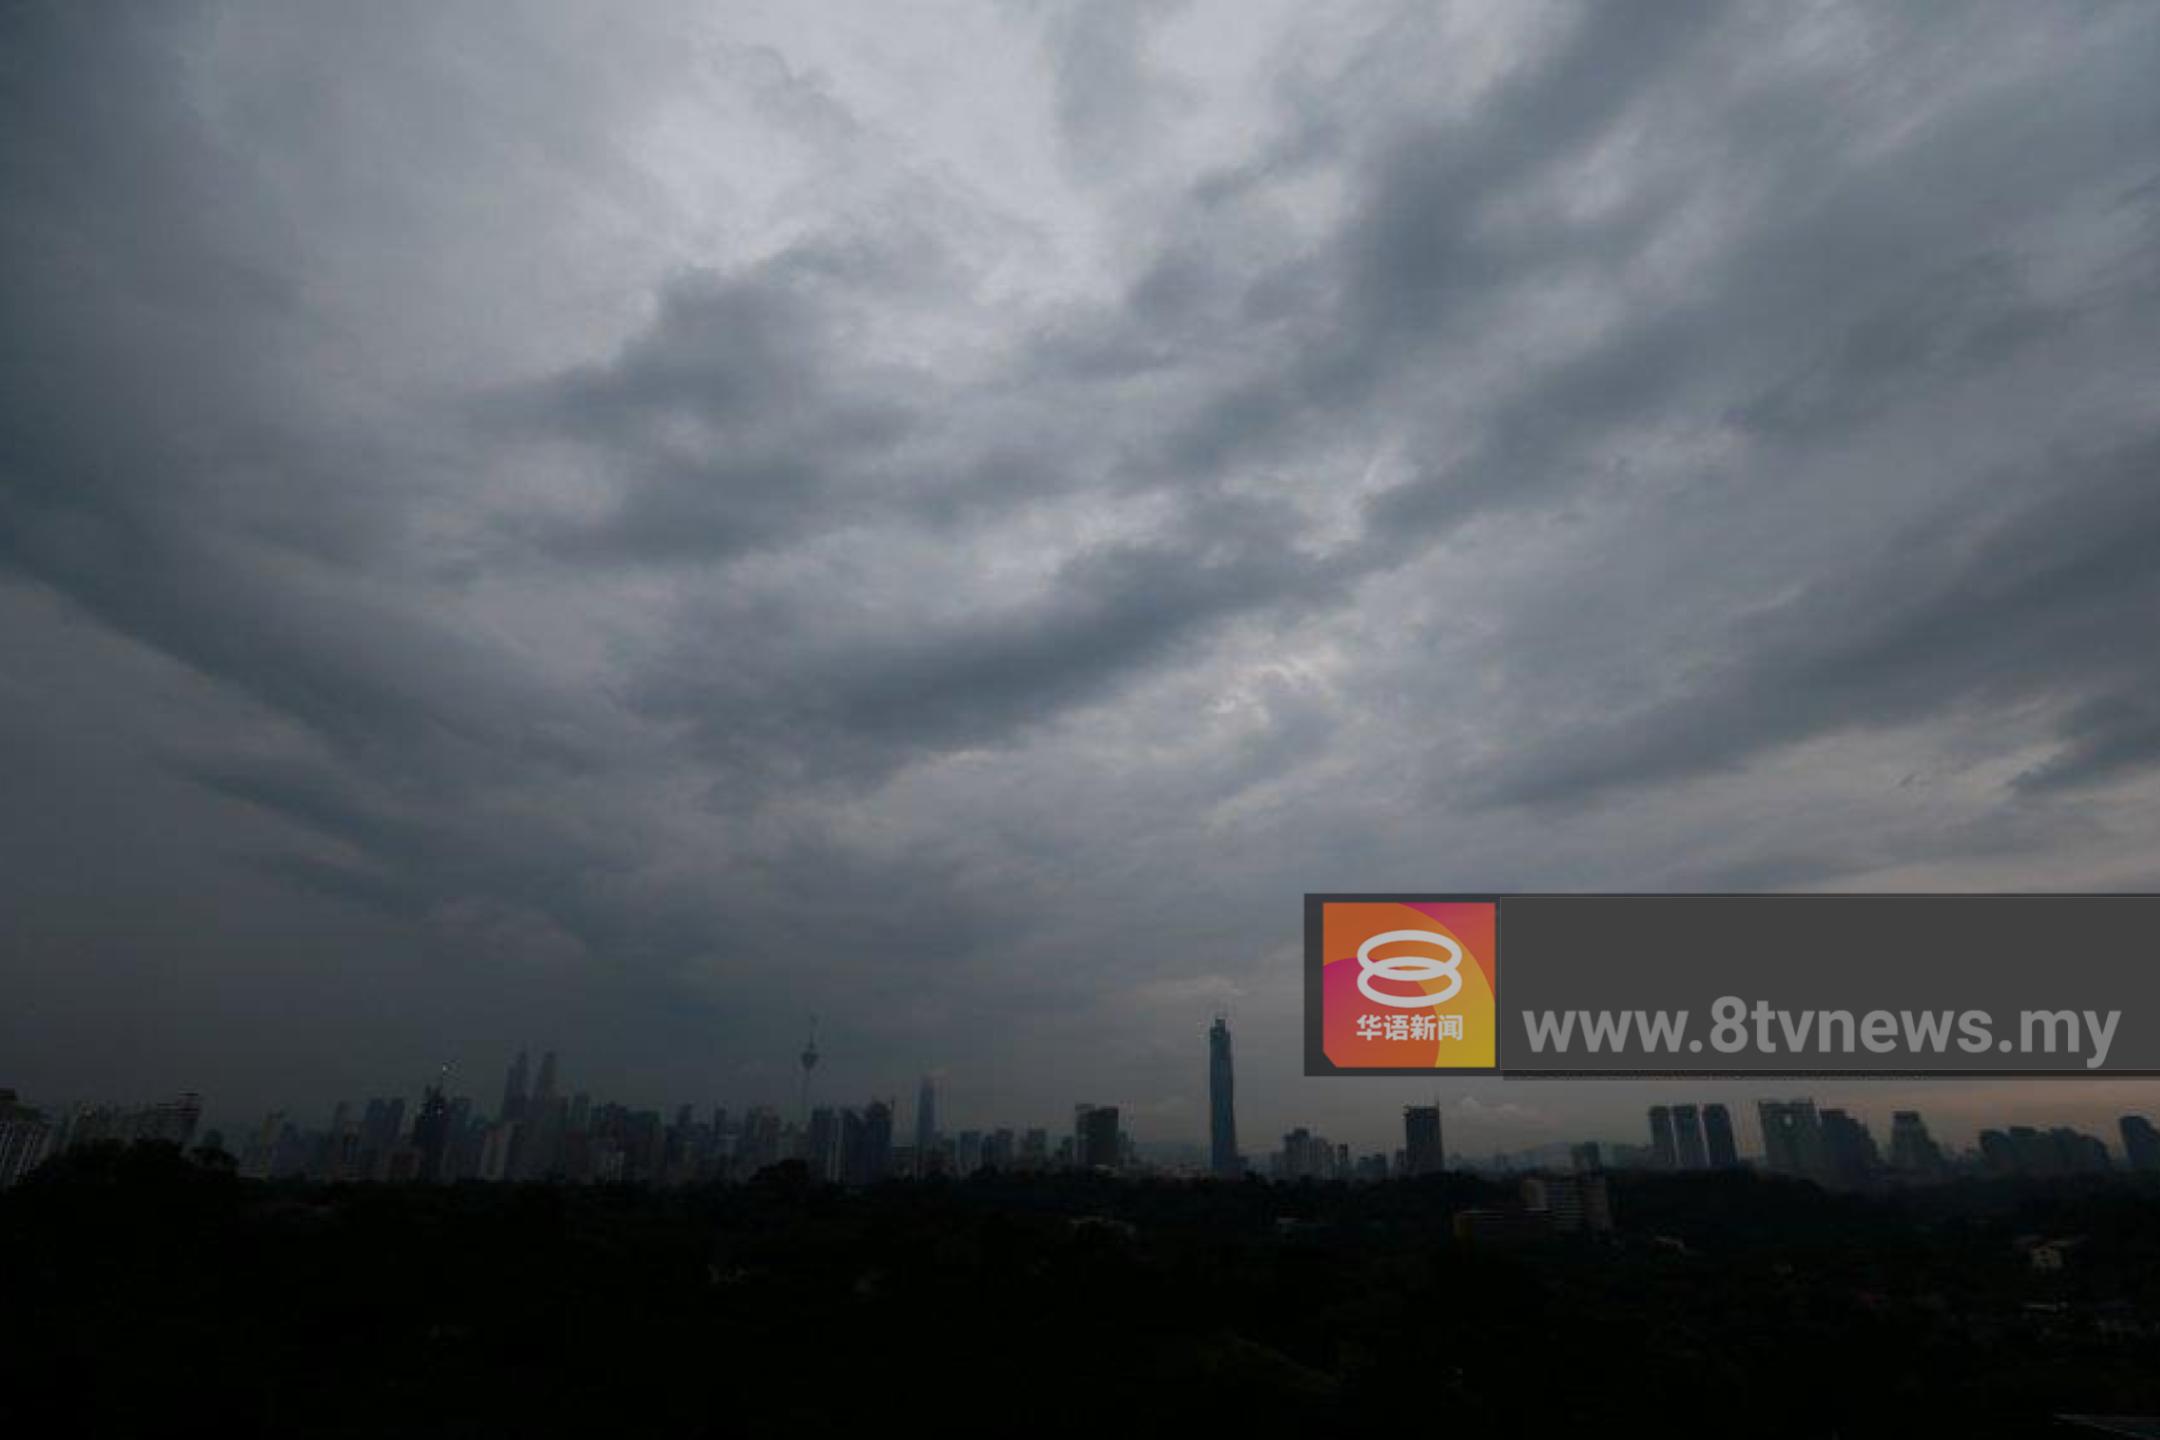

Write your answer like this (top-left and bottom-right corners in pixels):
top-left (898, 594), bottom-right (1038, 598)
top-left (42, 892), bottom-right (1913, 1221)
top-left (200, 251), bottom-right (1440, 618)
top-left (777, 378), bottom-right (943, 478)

top-left (798, 1016), bottom-right (820, 1123)
top-left (1208, 1015), bottom-right (1239, 1178)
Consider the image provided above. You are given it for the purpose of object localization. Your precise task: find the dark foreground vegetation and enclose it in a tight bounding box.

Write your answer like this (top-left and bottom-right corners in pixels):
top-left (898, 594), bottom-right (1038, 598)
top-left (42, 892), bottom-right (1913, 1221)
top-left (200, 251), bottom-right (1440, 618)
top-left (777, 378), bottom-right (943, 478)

top-left (7, 1143), bottom-right (2160, 1437)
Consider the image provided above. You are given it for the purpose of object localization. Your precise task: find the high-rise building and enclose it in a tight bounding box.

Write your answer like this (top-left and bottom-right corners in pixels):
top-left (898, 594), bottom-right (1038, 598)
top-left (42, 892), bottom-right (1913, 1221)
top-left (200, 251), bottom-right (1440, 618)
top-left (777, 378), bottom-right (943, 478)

top-left (1888, 1110), bottom-right (1946, 1177)
top-left (1208, 1016), bottom-right (1239, 1179)
top-left (914, 1077), bottom-right (938, 1174)
top-left (412, 1081), bottom-right (452, 1184)
top-left (1647, 1105), bottom-right (1677, 1170)
top-left (1075, 1104), bottom-right (1120, 1170)
top-left (2053, 1126), bottom-right (2112, 1175)
top-left (533, 1051), bottom-right (558, 1107)
top-left (500, 1051), bottom-right (529, 1123)
top-left (805, 1107), bottom-right (839, 1181)
top-left (1818, 1108), bottom-right (1880, 1189)
top-left (358, 1097), bottom-right (406, 1180)
top-left (1672, 1104), bottom-right (1707, 1170)
top-left (1570, 1141), bottom-right (1603, 1173)
top-left (2121, 1115), bottom-right (2160, 1173)
top-left (1702, 1104), bottom-right (1739, 1169)
top-left (842, 1101), bottom-right (894, 1184)
top-left (1988, 1124), bottom-right (2108, 1177)
top-left (1758, 1099), bottom-right (1825, 1179)
top-left (1404, 1105), bottom-right (1444, 1177)
top-left (515, 1095), bottom-right (566, 1181)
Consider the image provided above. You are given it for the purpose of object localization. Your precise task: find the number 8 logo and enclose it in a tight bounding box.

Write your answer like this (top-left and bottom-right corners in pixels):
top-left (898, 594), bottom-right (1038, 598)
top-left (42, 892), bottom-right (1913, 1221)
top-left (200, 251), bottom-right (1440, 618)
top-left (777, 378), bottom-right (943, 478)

top-left (1355, 930), bottom-right (1464, 1008)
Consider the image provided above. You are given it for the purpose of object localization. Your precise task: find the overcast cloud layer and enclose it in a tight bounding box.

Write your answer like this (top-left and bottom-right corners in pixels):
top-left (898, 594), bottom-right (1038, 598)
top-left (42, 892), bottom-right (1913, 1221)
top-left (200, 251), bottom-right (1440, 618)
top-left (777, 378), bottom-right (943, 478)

top-left (6, 0), bottom-right (2160, 1155)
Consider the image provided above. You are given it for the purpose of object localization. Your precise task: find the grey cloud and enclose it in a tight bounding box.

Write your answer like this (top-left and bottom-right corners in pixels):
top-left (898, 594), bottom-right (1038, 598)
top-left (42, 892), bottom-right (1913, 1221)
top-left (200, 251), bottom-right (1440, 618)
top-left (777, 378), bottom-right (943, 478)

top-left (1481, 432), bottom-right (2160, 808)
top-left (8, 1), bottom-right (2160, 1150)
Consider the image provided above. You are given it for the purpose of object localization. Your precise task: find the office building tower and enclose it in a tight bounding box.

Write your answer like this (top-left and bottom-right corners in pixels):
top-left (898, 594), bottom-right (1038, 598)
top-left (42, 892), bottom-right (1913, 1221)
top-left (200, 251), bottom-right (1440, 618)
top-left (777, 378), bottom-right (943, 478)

top-left (1702, 1104), bottom-right (1739, 1169)
top-left (516, 1095), bottom-right (567, 1180)
top-left (359, 1097), bottom-right (406, 1180)
top-left (1818, 1108), bottom-right (1880, 1189)
top-left (238, 1112), bottom-right (286, 1181)
top-left (2122, 1115), bottom-right (2160, 1173)
top-left (863, 1100), bottom-right (895, 1182)
top-left (914, 1077), bottom-right (938, 1173)
top-left (1404, 1105), bottom-right (1444, 1177)
top-left (2052, 1126), bottom-right (2111, 1175)
top-left (1209, 1016), bottom-right (1239, 1178)
top-left (412, 1081), bottom-right (452, 1184)
top-left (533, 1051), bottom-right (558, 1107)
top-left (1570, 1141), bottom-right (1603, 1173)
top-left (806, 1107), bottom-right (839, 1181)
top-left (1648, 1106), bottom-right (1677, 1170)
top-left (1277, 1128), bottom-right (1318, 1180)
top-left (1672, 1104), bottom-right (1707, 1170)
top-left (1887, 1110), bottom-right (1946, 1177)
top-left (2008, 1125), bottom-right (2056, 1176)
top-left (500, 1051), bottom-right (529, 1123)
top-left (798, 1018), bottom-right (819, 1123)
top-left (1075, 1104), bottom-right (1120, 1170)
top-left (1758, 1099), bottom-right (1825, 1179)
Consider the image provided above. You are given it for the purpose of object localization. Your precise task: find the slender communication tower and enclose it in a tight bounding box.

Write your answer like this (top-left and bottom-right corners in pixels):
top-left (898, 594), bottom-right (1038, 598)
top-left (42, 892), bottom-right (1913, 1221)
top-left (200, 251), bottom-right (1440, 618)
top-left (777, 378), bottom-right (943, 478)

top-left (798, 1016), bottom-right (820, 1123)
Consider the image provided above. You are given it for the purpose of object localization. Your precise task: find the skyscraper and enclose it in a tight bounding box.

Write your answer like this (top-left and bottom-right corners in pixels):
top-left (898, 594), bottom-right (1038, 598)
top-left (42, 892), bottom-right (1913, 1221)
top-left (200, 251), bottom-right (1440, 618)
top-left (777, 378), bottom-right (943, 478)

top-left (2122, 1114), bottom-right (2160, 1173)
top-left (914, 1076), bottom-right (938, 1174)
top-left (1759, 1099), bottom-right (1825, 1180)
top-left (500, 1050), bottom-right (529, 1123)
top-left (806, 1106), bottom-right (839, 1181)
top-left (798, 1017), bottom-right (819, 1124)
top-left (1208, 1015), bottom-right (1239, 1178)
top-left (1672, 1104), bottom-right (1707, 1170)
top-left (534, 1051), bottom-right (558, 1108)
top-left (1647, 1105), bottom-right (1677, 1170)
top-left (412, 1079), bottom-right (452, 1184)
top-left (1404, 1105), bottom-right (1444, 1177)
top-left (1888, 1110), bottom-right (1946, 1177)
top-left (1075, 1104), bottom-right (1120, 1170)
top-left (1818, 1108), bottom-right (1880, 1189)
top-left (1702, 1103), bottom-right (1739, 1169)
top-left (842, 1101), bottom-right (894, 1184)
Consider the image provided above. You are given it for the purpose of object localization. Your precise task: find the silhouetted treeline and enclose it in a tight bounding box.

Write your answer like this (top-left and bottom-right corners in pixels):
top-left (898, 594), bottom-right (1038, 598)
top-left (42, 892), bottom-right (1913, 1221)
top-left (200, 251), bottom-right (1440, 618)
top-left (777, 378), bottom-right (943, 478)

top-left (6, 1142), bottom-right (2160, 1437)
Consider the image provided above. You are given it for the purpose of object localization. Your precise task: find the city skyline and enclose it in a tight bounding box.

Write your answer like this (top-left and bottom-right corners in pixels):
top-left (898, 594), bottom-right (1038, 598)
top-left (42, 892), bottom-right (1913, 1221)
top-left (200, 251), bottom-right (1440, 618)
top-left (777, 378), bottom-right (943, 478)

top-left (14, 1011), bottom-right (2160, 1188)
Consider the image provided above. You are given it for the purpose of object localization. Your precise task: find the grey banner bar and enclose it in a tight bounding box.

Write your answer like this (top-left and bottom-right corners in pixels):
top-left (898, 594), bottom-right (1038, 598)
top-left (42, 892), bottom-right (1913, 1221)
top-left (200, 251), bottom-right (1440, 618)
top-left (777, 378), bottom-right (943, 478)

top-left (1308, 894), bottom-right (2160, 1076)
top-left (1506, 895), bottom-right (2160, 1075)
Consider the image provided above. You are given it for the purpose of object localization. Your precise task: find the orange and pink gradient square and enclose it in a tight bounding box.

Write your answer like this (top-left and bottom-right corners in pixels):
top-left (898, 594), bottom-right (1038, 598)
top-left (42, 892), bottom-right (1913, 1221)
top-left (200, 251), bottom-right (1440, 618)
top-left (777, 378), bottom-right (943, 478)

top-left (1321, 901), bottom-right (1498, 1069)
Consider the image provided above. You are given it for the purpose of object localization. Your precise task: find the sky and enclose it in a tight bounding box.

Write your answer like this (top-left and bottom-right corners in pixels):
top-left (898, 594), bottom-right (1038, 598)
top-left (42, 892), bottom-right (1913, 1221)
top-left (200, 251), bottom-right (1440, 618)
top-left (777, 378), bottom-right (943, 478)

top-left (5, 0), bottom-right (2160, 1160)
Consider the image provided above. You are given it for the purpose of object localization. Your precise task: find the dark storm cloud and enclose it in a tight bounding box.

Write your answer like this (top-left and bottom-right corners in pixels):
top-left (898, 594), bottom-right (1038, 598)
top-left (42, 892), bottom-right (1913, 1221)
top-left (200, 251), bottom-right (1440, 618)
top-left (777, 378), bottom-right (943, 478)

top-left (1481, 432), bottom-right (2160, 808)
top-left (6, 0), bottom-right (2160, 1147)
